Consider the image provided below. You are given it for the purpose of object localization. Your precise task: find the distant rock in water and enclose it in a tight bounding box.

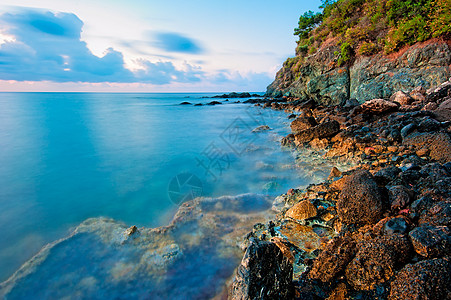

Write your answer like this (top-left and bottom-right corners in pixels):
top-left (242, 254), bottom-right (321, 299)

top-left (252, 125), bottom-right (271, 132)
top-left (179, 101), bottom-right (192, 105)
top-left (194, 103), bottom-right (203, 106)
top-left (206, 101), bottom-right (222, 105)
top-left (212, 92), bottom-right (262, 99)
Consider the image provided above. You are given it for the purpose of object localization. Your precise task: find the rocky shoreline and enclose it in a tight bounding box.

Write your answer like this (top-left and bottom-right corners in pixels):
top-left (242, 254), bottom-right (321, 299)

top-left (229, 79), bottom-right (451, 299)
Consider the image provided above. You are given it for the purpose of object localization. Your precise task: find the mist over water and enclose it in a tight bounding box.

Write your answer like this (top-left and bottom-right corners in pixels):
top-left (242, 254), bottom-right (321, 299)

top-left (0, 92), bottom-right (308, 282)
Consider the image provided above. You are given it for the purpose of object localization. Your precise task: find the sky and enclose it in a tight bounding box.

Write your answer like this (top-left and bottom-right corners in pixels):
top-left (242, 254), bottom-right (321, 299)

top-left (0, 1), bottom-right (321, 92)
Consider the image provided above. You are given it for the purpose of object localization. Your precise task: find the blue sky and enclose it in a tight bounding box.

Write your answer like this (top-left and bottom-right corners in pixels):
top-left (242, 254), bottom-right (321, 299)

top-left (0, 1), bottom-right (321, 92)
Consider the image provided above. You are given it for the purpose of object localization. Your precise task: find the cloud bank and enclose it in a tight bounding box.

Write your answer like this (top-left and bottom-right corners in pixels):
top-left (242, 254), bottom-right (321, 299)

top-left (0, 9), bottom-right (203, 84)
top-left (153, 32), bottom-right (204, 54)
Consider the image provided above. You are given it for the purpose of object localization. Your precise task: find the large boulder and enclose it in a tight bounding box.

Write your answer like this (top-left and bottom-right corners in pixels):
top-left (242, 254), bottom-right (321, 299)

top-left (337, 170), bottom-right (384, 225)
top-left (229, 239), bottom-right (294, 299)
top-left (285, 199), bottom-right (317, 221)
top-left (359, 99), bottom-right (399, 115)
top-left (389, 258), bottom-right (451, 300)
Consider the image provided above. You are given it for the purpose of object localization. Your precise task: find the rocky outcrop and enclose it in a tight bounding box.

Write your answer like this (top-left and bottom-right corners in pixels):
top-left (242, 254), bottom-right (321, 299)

top-left (266, 40), bottom-right (451, 105)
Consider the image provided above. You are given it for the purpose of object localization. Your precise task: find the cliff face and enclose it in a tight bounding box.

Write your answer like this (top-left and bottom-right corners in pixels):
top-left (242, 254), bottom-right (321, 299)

top-left (266, 40), bottom-right (451, 105)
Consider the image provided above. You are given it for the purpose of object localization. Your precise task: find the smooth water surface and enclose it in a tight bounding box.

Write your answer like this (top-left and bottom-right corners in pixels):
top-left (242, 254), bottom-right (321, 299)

top-left (0, 93), bottom-right (304, 282)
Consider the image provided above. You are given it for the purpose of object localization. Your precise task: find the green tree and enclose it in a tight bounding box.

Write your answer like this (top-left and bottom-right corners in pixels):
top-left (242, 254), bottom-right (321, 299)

top-left (294, 11), bottom-right (323, 39)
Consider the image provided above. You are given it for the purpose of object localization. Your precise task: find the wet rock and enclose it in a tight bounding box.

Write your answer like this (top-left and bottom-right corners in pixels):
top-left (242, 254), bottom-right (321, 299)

top-left (252, 125), bottom-right (271, 132)
top-left (403, 132), bottom-right (451, 164)
top-left (409, 225), bottom-right (450, 258)
top-left (281, 134), bottom-right (295, 147)
top-left (345, 234), bottom-right (412, 290)
top-left (327, 167), bottom-right (342, 181)
top-left (420, 163), bottom-right (449, 182)
top-left (388, 185), bottom-right (413, 211)
top-left (294, 121), bottom-right (340, 144)
top-left (308, 236), bottom-right (356, 283)
top-left (179, 101), bottom-right (192, 105)
top-left (337, 170), bottom-right (384, 225)
top-left (229, 239), bottom-right (294, 300)
top-left (290, 116), bottom-right (317, 133)
top-left (194, 103), bottom-right (203, 106)
top-left (383, 217), bottom-right (409, 235)
top-left (125, 225), bottom-right (138, 236)
top-left (390, 91), bottom-right (413, 106)
top-left (285, 200), bottom-right (317, 221)
top-left (389, 258), bottom-right (451, 300)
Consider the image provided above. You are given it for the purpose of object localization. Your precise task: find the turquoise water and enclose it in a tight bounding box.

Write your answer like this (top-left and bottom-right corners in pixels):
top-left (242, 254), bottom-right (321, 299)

top-left (0, 92), bottom-right (306, 284)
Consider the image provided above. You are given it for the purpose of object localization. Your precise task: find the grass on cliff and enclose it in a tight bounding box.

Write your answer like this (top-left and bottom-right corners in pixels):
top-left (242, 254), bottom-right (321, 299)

top-left (287, 0), bottom-right (450, 71)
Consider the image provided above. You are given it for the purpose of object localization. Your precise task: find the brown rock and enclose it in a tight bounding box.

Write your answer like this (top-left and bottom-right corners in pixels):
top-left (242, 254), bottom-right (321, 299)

top-left (434, 98), bottom-right (451, 121)
top-left (409, 225), bottom-right (451, 258)
top-left (416, 148), bottom-right (430, 157)
top-left (388, 185), bottom-right (413, 211)
top-left (285, 200), bottom-right (317, 221)
top-left (389, 258), bottom-right (451, 300)
top-left (390, 91), bottom-right (413, 106)
top-left (419, 201), bottom-right (451, 226)
top-left (328, 167), bottom-right (342, 180)
top-left (403, 132), bottom-right (451, 164)
top-left (345, 234), bottom-right (412, 290)
top-left (290, 116), bottom-right (317, 133)
top-left (422, 102), bottom-right (438, 111)
top-left (308, 236), bottom-right (356, 282)
top-left (294, 121), bottom-right (340, 144)
top-left (337, 170), bottom-right (384, 225)
top-left (360, 99), bottom-right (399, 114)
top-left (326, 283), bottom-right (350, 300)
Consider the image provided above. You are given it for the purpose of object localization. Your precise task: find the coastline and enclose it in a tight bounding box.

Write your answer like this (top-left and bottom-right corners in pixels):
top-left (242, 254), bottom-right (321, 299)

top-left (230, 80), bottom-right (451, 299)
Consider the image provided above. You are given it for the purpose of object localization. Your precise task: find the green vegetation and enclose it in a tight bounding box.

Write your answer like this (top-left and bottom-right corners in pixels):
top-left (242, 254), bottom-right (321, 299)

top-left (284, 0), bottom-right (450, 71)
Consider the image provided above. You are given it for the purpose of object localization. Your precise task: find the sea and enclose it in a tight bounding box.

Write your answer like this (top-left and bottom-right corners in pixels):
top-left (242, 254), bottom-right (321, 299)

top-left (0, 93), bottom-right (330, 298)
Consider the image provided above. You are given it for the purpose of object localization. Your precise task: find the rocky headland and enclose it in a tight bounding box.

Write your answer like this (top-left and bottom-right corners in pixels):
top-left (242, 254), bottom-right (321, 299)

top-left (229, 74), bottom-right (451, 299)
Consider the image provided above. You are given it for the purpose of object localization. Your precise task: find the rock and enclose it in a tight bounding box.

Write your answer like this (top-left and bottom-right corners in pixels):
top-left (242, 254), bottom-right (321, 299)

top-left (285, 200), bottom-right (317, 221)
top-left (179, 101), bottom-right (192, 105)
top-left (434, 98), bottom-right (451, 121)
top-left (360, 99), bottom-right (399, 115)
top-left (267, 41), bottom-right (451, 105)
top-left (418, 117), bottom-right (440, 132)
top-left (373, 167), bottom-right (401, 185)
top-left (345, 234), bottom-right (412, 290)
top-left (383, 217), bottom-right (409, 235)
top-left (308, 236), bottom-right (356, 282)
top-left (412, 86), bottom-right (426, 95)
top-left (419, 201), bottom-right (451, 226)
top-left (194, 103), bottom-right (203, 106)
top-left (337, 170), bottom-right (384, 225)
top-left (206, 101), bottom-right (222, 105)
top-left (327, 167), bottom-right (342, 180)
top-left (281, 134), bottom-right (295, 147)
top-left (229, 239), bottom-right (294, 300)
top-left (403, 132), bottom-right (451, 164)
top-left (390, 91), bottom-right (413, 106)
top-left (290, 116), bottom-right (317, 133)
top-left (409, 225), bottom-right (451, 258)
top-left (252, 125), bottom-right (271, 132)
top-left (344, 98), bottom-right (360, 108)
top-left (389, 258), bottom-right (451, 300)
top-left (125, 225), bottom-right (138, 236)
top-left (388, 185), bottom-right (413, 211)
top-left (422, 102), bottom-right (438, 111)
top-left (400, 123), bottom-right (416, 138)
top-left (294, 121), bottom-right (340, 144)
